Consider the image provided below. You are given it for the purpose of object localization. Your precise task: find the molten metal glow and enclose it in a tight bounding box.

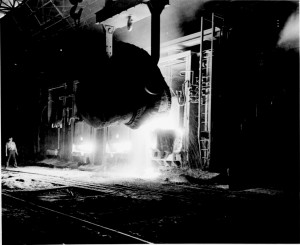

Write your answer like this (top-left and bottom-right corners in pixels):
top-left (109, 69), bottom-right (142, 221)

top-left (139, 111), bottom-right (184, 151)
top-left (140, 98), bottom-right (182, 134)
top-left (118, 112), bottom-right (183, 179)
top-left (103, 110), bottom-right (183, 180)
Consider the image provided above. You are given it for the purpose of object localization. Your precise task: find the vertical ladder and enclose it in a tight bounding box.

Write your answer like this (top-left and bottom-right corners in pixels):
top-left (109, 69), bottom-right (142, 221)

top-left (198, 13), bottom-right (224, 169)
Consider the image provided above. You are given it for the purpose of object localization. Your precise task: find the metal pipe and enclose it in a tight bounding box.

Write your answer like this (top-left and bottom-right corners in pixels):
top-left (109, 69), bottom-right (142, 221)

top-left (184, 54), bottom-right (192, 166)
top-left (58, 127), bottom-right (60, 150)
top-left (48, 91), bottom-right (52, 123)
top-left (61, 95), bottom-right (66, 159)
top-left (70, 81), bottom-right (77, 161)
top-left (48, 83), bottom-right (66, 92)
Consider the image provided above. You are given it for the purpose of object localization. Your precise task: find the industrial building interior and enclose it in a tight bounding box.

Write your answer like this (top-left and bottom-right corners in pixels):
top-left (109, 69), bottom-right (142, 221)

top-left (1, 0), bottom-right (299, 244)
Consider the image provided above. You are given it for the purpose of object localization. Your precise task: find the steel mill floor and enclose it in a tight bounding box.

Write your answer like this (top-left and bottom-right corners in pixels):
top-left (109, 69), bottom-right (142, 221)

top-left (1, 162), bottom-right (300, 244)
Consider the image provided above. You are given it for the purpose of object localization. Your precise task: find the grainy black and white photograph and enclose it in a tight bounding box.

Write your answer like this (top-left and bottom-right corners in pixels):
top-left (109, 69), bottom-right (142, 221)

top-left (1, 0), bottom-right (299, 244)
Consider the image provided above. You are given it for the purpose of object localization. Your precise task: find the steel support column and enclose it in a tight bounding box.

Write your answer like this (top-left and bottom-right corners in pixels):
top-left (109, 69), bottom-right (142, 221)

top-left (147, 0), bottom-right (169, 64)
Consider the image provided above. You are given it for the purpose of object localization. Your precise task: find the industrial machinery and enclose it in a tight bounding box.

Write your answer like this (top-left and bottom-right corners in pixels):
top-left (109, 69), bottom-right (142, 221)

top-left (96, 13), bottom-right (225, 168)
top-left (43, 9), bottom-right (226, 170)
top-left (155, 13), bottom-right (225, 169)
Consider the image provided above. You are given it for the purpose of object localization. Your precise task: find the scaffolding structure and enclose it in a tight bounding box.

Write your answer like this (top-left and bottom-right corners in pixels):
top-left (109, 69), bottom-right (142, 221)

top-left (197, 13), bottom-right (225, 169)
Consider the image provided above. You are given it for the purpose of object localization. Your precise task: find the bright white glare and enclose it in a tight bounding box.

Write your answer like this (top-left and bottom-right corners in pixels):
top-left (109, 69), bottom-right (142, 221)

top-left (141, 113), bottom-right (177, 131)
top-left (102, 162), bottom-right (160, 180)
top-left (103, 129), bottom-right (160, 180)
top-left (149, 132), bottom-right (157, 149)
top-left (128, 128), bottom-right (160, 179)
top-left (140, 96), bottom-right (182, 133)
top-left (115, 110), bottom-right (183, 180)
top-left (72, 142), bottom-right (95, 155)
top-left (106, 141), bottom-right (132, 153)
top-left (139, 110), bottom-right (184, 142)
top-left (102, 101), bottom-right (182, 180)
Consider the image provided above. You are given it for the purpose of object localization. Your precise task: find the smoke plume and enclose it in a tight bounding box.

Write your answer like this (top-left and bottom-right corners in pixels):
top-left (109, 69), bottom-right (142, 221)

top-left (278, 8), bottom-right (299, 51)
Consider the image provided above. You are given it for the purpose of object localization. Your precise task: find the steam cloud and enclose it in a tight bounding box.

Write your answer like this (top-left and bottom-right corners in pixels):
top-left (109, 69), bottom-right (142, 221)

top-left (278, 8), bottom-right (299, 51)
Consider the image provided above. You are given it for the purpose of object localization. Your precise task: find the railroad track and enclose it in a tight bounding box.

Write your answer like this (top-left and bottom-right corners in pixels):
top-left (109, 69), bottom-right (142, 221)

top-left (2, 168), bottom-right (284, 244)
top-left (2, 168), bottom-right (230, 201)
top-left (3, 168), bottom-right (225, 243)
top-left (2, 168), bottom-right (211, 244)
top-left (2, 192), bottom-right (153, 244)
top-left (2, 169), bottom-right (155, 243)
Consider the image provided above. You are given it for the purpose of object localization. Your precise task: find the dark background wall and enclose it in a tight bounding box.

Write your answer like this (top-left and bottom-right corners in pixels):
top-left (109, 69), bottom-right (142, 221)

top-left (209, 1), bottom-right (299, 191)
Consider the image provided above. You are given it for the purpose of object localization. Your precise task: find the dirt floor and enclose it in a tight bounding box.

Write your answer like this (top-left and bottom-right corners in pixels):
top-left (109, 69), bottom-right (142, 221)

top-left (1, 161), bottom-right (300, 244)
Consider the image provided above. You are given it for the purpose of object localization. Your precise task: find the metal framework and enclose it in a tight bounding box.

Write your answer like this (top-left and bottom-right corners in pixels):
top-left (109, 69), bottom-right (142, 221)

top-left (159, 51), bottom-right (193, 167)
top-left (158, 13), bottom-right (225, 170)
top-left (0, 0), bottom-right (24, 18)
top-left (1, 0), bottom-right (102, 39)
top-left (198, 13), bottom-right (225, 169)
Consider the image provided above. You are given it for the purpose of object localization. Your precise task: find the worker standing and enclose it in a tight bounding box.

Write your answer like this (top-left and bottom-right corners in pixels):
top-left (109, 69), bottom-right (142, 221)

top-left (5, 137), bottom-right (18, 168)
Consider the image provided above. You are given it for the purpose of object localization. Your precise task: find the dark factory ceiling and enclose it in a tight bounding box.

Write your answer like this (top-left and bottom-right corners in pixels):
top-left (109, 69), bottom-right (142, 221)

top-left (1, 0), bottom-right (207, 45)
top-left (1, 0), bottom-right (298, 85)
top-left (1, 0), bottom-right (298, 46)
top-left (0, 0), bottom-right (148, 39)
